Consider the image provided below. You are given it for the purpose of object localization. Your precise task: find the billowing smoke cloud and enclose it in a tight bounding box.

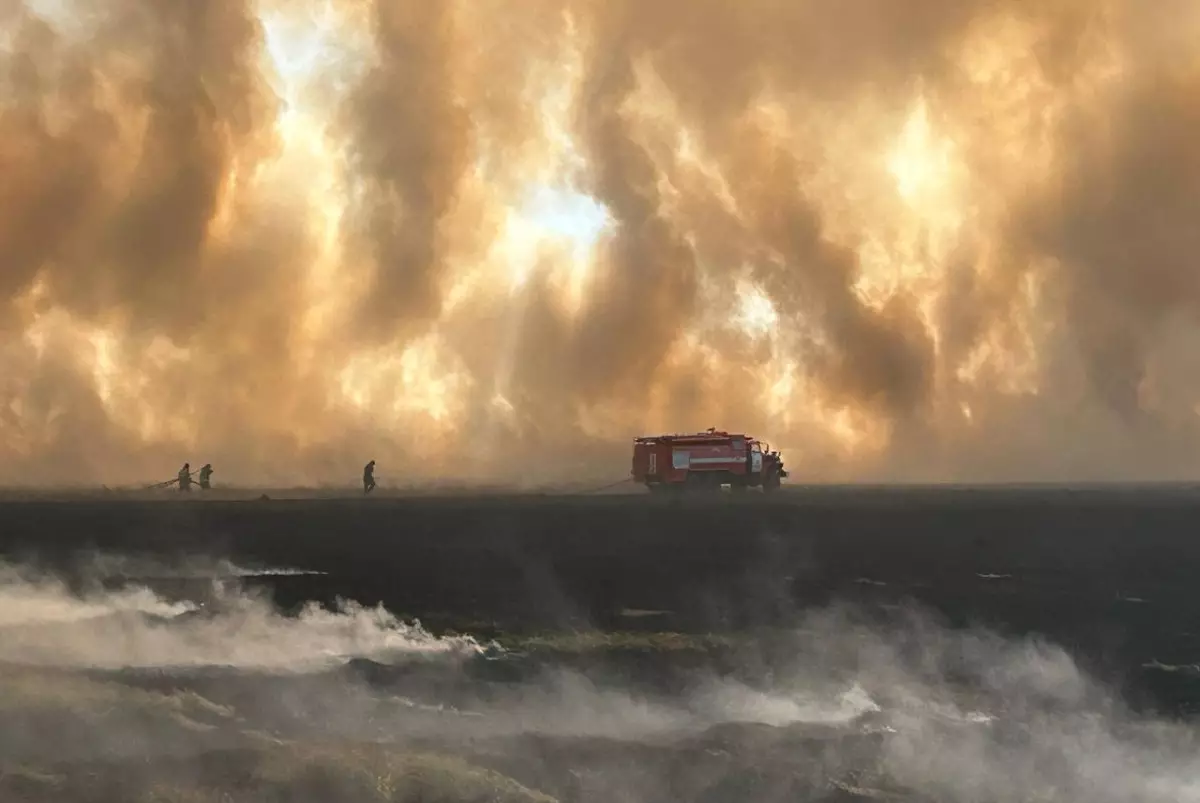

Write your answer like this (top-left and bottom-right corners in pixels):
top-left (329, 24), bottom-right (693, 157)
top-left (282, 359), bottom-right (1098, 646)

top-left (0, 0), bottom-right (1197, 486)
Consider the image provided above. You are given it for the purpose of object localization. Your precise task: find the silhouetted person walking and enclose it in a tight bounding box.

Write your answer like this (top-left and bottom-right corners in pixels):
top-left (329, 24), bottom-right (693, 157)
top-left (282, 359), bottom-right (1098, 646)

top-left (199, 463), bottom-right (213, 490)
top-left (178, 463), bottom-right (192, 492)
top-left (363, 460), bottom-right (376, 495)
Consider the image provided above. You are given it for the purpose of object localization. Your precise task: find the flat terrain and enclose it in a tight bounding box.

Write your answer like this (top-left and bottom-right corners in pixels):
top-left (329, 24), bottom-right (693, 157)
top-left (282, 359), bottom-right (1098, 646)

top-left (3, 486), bottom-right (1200, 701)
top-left (1, 486), bottom-right (1198, 801)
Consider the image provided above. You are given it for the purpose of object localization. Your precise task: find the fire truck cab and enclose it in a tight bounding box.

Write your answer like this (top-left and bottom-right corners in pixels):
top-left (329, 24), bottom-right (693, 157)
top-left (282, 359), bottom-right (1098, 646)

top-left (630, 428), bottom-right (788, 493)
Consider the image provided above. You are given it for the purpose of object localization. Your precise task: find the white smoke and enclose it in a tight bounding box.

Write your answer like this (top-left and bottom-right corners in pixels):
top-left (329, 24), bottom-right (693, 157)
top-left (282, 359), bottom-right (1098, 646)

top-left (691, 680), bottom-right (881, 728)
top-left (0, 569), bottom-right (193, 626)
top-left (0, 561), bottom-right (480, 671)
top-left (0, 558), bottom-right (1198, 802)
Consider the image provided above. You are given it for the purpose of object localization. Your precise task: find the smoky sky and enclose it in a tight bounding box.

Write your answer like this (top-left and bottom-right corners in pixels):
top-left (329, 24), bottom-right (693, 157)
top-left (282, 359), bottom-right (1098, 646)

top-left (0, 0), bottom-right (1197, 486)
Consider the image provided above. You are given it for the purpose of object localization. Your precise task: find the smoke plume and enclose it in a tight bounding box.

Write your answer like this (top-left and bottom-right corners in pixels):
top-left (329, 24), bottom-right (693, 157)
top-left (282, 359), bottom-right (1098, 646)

top-left (1, 0), bottom-right (1197, 485)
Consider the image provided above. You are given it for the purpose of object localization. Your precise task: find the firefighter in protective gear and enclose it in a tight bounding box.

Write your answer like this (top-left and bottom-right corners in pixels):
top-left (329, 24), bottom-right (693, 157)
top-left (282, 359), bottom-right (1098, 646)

top-left (178, 463), bottom-right (192, 492)
top-left (363, 460), bottom-right (376, 495)
top-left (198, 463), bottom-right (213, 490)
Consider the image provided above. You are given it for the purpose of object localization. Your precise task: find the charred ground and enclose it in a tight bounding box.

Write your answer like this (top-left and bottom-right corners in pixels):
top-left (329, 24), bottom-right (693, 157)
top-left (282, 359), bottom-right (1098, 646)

top-left (2, 485), bottom-right (1199, 715)
top-left (3, 487), bottom-right (1200, 801)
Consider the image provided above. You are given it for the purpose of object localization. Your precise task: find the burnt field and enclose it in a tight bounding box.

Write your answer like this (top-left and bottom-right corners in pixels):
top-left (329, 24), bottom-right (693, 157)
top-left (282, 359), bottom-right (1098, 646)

top-left (3, 487), bottom-right (1200, 662)
top-left (1, 486), bottom-right (1199, 802)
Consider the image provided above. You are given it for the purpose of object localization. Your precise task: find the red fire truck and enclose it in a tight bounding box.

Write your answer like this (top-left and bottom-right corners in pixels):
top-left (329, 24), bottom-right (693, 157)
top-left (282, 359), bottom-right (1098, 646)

top-left (630, 428), bottom-right (788, 493)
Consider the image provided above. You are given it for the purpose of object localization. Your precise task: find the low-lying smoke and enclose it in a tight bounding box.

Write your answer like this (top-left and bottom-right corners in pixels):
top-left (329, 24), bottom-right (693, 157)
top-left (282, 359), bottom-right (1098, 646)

top-left (0, 0), bottom-right (1197, 486)
top-left (0, 560), bottom-right (479, 670)
top-left (0, 556), bottom-right (1196, 801)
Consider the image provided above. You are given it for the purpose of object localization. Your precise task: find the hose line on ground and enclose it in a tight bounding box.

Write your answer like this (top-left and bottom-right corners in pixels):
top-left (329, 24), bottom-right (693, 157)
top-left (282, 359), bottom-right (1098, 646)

top-left (572, 477), bottom-right (633, 495)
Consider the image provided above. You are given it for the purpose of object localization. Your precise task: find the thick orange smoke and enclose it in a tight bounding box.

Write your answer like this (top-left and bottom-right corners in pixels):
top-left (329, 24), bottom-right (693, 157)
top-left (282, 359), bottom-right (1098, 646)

top-left (0, 0), bottom-right (1197, 487)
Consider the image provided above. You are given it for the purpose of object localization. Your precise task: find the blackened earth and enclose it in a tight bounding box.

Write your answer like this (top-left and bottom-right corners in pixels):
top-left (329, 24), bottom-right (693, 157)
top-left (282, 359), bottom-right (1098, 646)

top-left (0, 486), bottom-right (1198, 802)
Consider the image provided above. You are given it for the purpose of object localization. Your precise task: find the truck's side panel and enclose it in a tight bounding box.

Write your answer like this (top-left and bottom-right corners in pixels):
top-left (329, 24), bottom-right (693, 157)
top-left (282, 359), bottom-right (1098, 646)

top-left (677, 442), bottom-right (745, 473)
top-left (632, 431), bottom-right (787, 491)
top-left (632, 434), bottom-right (756, 488)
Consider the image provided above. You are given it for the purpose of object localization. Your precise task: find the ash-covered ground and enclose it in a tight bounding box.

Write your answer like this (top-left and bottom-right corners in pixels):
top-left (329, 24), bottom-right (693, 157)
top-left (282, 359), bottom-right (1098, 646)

top-left (0, 487), bottom-right (1199, 802)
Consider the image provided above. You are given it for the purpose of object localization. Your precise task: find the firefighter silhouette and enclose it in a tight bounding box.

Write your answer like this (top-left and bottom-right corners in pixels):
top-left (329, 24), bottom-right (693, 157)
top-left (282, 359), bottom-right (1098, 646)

top-left (363, 460), bottom-right (376, 495)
